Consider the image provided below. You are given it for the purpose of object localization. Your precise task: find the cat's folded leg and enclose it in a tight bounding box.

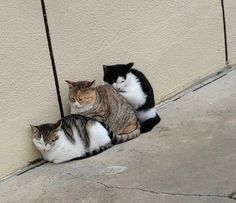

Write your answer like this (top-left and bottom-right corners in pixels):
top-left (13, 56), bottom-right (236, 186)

top-left (52, 159), bottom-right (67, 164)
top-left (52, 154), bottom-right (78, 163)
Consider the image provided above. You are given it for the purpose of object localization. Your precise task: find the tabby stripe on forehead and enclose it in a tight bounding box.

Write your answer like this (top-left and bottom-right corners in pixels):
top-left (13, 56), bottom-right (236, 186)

top-left (40, 126), bottom-right (50, 137)
top-left (61, 120), bottom-right (75, 143)
top-left (41, 126), bottom-right (52, 142)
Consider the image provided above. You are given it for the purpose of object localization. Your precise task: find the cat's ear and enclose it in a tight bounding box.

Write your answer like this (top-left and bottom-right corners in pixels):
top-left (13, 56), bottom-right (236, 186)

top-left (53, 121), bottom-right (62, 131)
top-left (65, 80), bottom-right (76, 89)
top-left (126, 62), bottom-right (134, 69)
top-left (88, 80), bottom-right (95, 88)
top-left (103, 65), bottom-right (108, 73)
top-left (30, 125), bottom-right (39, 137)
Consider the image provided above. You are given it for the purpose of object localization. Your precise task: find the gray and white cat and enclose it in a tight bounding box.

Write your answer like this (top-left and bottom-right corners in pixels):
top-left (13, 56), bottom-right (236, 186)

top-left (30, 114), bottom-right (112, 163)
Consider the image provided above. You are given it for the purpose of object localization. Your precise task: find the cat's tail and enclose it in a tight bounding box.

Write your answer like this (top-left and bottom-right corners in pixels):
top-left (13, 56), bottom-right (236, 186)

top-left (112, 127), bottom-right (140, 144)
top-left (140, 113), bottom-right (161, 133)
top-left (101, 121), bottom-right (140, 144)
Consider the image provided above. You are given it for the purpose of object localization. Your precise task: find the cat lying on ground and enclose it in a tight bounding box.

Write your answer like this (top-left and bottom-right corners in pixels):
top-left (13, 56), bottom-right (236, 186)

top-left (31, 114), bottom-right (112, 163)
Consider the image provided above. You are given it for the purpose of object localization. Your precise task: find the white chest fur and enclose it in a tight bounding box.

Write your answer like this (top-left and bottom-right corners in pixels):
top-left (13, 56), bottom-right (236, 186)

top-left (70, 101), bottom-right (95, 115)
top-left (119, 73), bottom-right (147, 109)
top-left (42, 130), bottom-right (86, 163)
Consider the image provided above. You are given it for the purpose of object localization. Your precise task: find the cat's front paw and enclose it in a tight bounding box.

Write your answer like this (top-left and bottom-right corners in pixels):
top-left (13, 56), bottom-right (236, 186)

top-left (52, 159), bottom-right (65, 164)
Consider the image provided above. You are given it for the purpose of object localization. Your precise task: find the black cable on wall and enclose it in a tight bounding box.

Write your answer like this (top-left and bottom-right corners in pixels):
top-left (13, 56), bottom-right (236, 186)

top-left (40, 0), bottom-right (64, 118)
top-left (221, 0), bottom-right (229, 66)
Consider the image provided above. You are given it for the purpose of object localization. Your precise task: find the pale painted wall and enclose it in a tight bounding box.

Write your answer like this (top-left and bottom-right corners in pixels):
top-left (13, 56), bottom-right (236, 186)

top-left (0, 1), bottom-right (59, 178)
top-left (0, 0), bottom-right (235, 179)
top-left (225, 0), bottom-right (236, 63)
top-left (45, 0), bottom-right (226, 112)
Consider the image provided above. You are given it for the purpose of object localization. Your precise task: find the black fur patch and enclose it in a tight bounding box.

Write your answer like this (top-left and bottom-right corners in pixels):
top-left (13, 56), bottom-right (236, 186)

top-left (130, 68), bottom-right (155, 111)
top-left (103, 63), bottom-right (161, 132)
top-left (103, 63), bottom-right (155, 110)
top-left (140, 114), bottom-right (161, 133)
top-left (103, 64), bottom-right (129, 84)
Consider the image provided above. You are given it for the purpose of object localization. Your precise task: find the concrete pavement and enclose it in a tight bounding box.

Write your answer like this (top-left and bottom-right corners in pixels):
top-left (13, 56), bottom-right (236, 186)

top-left (1, 69), bottom-right (236, 203)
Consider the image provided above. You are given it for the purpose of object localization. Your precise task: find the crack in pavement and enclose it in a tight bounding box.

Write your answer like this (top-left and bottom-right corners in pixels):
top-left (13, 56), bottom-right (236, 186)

top-left (66, 169), bottom-right (236, 201)
top-left (95, 181), bottom-right (236, 200)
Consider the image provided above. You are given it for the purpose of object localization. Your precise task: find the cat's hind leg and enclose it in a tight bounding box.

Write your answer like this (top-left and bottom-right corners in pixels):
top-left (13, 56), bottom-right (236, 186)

top-left (86, 120), bottom-right (112, 152)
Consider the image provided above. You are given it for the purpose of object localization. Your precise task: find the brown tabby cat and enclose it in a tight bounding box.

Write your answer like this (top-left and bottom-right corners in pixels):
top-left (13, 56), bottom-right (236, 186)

top-left (65, 80), bottom-right (140, 144)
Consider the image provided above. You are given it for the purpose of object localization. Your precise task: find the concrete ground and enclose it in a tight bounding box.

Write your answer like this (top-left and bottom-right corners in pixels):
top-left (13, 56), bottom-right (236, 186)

top-left (1, 69), bottom-right (236, 203)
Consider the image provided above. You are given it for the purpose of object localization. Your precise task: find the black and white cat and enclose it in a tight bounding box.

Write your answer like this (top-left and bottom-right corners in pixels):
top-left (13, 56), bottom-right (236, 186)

top-left (103, 62), bottom-right (161, 133)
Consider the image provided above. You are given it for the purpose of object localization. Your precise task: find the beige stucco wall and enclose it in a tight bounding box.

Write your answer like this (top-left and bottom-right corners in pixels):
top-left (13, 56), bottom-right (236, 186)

top-left (44, 0), bottom-right (228, 114)
top-left (0, 0), bottom-right (235, 179)
top-left (225, 0), bottom-right (236, 63)
top-left (0, 1), bottom-right (59, 178)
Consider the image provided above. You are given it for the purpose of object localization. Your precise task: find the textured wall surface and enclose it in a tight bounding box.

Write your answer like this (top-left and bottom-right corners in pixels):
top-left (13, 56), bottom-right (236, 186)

top-left (225, 0), bottom-right (236, 63)
top-left (45, 0), bottom-right (226, 113)
top-left (0, 0), bottom-right (235, 178)
top-left (0, 1), bottom-right (59, 178)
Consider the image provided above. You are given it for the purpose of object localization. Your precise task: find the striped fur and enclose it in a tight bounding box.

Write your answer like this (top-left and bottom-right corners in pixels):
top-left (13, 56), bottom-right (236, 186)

top-left (31, 114), bottom-right (112, 163)
top-left (66, 81), bottom-right (141, 144)
top-left (112, 127), bottom-right (140, 144)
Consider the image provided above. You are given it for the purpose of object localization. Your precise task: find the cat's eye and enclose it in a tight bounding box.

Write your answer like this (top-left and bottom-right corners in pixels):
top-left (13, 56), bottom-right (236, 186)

top-left (51, 138), bottom-right (57, 142)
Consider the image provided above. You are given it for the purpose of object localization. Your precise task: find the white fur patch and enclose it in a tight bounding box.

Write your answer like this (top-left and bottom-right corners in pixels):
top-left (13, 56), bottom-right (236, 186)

top-left (70, 105), bottom-right (79, 114)
top-left (39, 130), bottom-right (86, 163)
top-left (33, 136), bottom-right (46, 151)
top-left (70, 102), bottom-right (94, 114)
top-left (137, 107), bottom-right (157, 122)
top-left (113, 73), bottom-right (147, 109)
top-left (87, 121), bottom-right (111, 151)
